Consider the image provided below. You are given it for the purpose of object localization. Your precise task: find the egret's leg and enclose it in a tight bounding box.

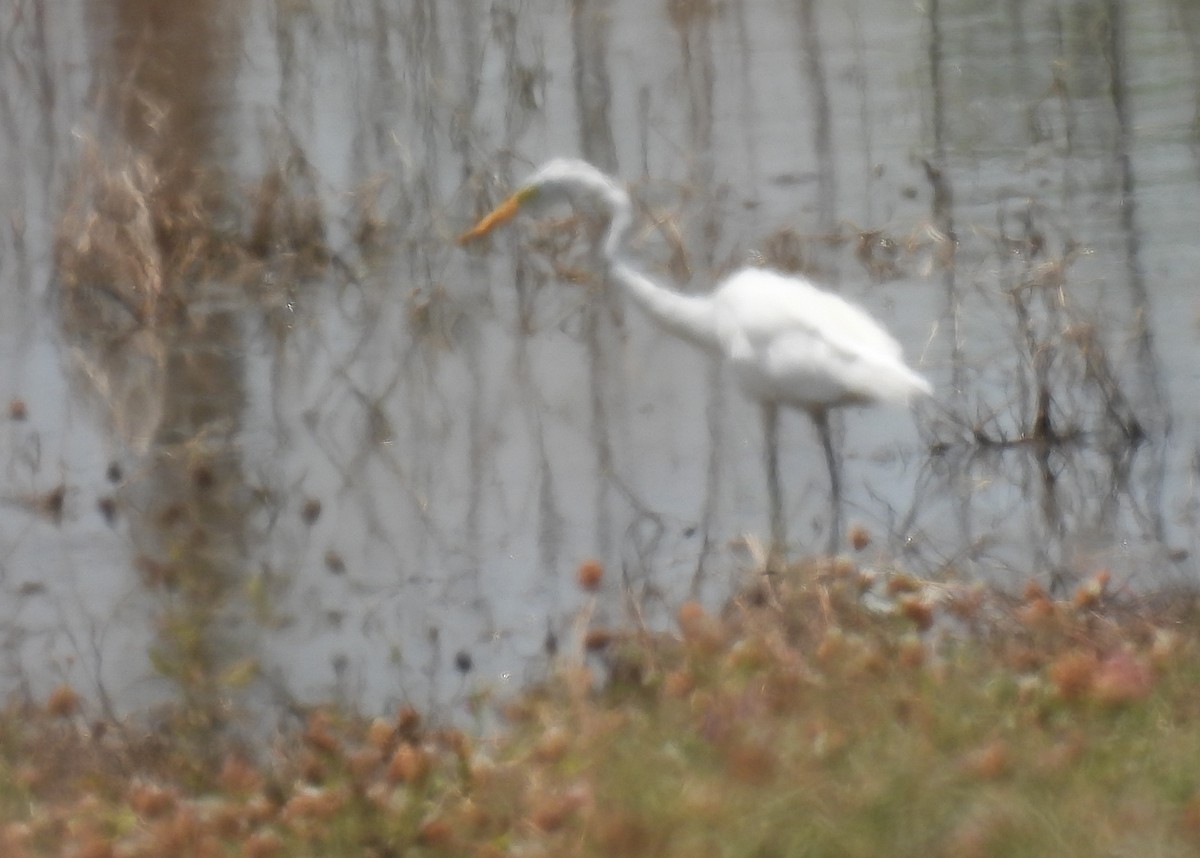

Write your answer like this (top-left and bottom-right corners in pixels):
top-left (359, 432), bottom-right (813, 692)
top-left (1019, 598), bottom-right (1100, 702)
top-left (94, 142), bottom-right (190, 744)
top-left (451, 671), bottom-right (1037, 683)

top-left (813, 409), bottom-right (841, 555)
top-left (762, 402), bottom-right (785, 563)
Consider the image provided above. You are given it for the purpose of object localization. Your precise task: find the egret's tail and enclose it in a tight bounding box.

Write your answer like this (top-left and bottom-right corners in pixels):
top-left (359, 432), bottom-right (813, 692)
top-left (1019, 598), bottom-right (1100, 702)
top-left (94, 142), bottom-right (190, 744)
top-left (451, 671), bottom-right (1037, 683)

top-left (869, 357), bottom-right (933, 406)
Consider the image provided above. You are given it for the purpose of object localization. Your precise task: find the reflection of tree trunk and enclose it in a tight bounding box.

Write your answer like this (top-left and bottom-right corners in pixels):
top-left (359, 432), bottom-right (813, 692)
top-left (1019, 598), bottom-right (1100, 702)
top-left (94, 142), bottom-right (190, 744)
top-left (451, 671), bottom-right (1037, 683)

top-left (924, 0), bottom-right (975, 556)
top-left (1102, 0), bottom-right (1169, 545)
top-left (731, 0), bottom-right (762, 201)
top-left (106, 1), bottom-right (224, 201)
top-left (1172, 0), bottom-right (1200, 177)
top-left (70, 0), bottom-right (249, 732)
top-left (571, 0), bottom-right (618, 173)
top-left (794, 0), bottom-right (847, 553)
top-left (457, 60), bottom-right (489, 617)
top-left (669, 2), bottom-right (726, 589)
top-left (797, 0), bottom-right (836, 237)
top-left (462, 8), bottom-right (566, 599)
top-left (925, 0), bottom-right (958, 377)
top-left (1102, 2), bottom-right (1169, 429)
top-left (571, 0), bottom-right (620, 561)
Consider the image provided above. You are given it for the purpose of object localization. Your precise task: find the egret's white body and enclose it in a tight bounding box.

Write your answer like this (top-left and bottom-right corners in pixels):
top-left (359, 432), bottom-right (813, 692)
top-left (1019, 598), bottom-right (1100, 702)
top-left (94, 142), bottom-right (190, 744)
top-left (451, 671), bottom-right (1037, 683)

top-left (708, 268), bottom-right (928, 409)
top-left (460, 158), bottom-right (930, 557)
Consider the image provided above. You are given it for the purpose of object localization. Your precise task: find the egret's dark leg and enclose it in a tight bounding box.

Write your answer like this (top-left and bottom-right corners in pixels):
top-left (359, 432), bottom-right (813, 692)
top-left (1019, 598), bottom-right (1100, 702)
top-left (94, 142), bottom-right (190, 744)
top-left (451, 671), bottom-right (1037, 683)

top-left (762, 402), bottom-right (785, 564)
top-left (813, 408), bottom-right (841, 555)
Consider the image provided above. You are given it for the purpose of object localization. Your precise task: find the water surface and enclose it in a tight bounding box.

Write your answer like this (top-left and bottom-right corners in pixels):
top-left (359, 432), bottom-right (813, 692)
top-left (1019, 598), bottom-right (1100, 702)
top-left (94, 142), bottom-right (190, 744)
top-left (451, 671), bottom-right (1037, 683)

top-left (1, 0), bottom-right (1197, 720)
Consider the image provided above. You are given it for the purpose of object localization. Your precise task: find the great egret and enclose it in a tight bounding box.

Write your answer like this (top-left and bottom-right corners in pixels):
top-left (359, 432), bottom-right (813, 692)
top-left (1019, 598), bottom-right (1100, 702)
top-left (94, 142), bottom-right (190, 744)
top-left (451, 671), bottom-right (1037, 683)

top-left (459, 158), bottom-right (930, 558)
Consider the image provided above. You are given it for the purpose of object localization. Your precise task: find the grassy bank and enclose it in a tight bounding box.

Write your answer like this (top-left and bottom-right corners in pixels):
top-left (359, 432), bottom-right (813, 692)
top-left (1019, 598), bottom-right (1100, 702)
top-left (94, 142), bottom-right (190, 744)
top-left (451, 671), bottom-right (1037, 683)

top-left (3, 558), bottom-right (1200, 857)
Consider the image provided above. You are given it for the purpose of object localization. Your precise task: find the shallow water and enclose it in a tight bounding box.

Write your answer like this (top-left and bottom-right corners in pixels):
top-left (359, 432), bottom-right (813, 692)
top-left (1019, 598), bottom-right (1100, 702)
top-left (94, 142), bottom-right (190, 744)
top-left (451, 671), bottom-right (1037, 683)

top-left (1, 0), bottom-right (1198, 720)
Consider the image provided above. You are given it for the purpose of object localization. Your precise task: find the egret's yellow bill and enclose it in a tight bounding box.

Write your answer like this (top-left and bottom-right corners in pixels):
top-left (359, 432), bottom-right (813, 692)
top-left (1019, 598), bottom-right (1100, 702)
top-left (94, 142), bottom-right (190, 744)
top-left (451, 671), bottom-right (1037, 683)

top-left (457, 191), bottom-right (525, 245)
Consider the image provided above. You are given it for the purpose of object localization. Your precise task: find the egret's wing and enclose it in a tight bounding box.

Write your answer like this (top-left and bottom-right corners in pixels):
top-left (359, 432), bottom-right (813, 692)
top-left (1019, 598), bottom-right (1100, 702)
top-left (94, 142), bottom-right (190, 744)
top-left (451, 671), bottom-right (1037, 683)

top-left (716, 269), bottom-right (928, 406)
top-left (759, 327), bottom-right (929, 406)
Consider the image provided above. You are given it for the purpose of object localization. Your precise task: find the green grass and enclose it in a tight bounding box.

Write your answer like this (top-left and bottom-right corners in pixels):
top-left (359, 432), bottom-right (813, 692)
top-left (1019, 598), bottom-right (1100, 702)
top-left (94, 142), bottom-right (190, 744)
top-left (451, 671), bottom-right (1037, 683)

top-left (3, 560), bottom-right (1200, 856)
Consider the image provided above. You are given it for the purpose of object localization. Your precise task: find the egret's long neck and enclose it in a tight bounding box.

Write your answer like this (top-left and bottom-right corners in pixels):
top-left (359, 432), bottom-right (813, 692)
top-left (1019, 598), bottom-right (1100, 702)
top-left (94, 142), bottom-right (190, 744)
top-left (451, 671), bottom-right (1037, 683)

top-left (600, 188), bottom-right (721, 352)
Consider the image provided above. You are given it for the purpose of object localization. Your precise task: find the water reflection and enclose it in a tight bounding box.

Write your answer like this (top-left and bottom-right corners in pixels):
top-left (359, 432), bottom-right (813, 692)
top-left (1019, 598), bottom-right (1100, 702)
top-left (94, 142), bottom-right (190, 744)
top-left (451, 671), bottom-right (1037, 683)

top-left (914, 0), bottom-right (1179, 591)
top-left (69, 0), bottom-right (252, 730)
top-left (0, 0), bottom-right (1196, 721)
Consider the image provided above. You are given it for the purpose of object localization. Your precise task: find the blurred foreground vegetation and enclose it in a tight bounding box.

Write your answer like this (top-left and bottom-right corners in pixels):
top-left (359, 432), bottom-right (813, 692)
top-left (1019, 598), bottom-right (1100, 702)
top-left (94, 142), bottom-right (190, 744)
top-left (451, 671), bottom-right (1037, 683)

top-left (4, 557), bottom-right (1200, 857)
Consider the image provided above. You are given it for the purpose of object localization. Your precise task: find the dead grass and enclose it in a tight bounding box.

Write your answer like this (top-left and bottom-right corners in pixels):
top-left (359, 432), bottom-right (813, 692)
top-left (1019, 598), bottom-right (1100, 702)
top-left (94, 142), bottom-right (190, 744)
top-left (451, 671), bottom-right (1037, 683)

top-left (4, 558), bottom-right (1200, 857)
top-left (54, 121), bottom-right (349, 342)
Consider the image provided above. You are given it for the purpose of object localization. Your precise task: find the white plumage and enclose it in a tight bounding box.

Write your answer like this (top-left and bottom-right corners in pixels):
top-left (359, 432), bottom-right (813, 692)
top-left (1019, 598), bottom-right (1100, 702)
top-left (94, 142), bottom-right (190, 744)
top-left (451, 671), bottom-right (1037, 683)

top-left (460, 158), bottom-right (930, 558)
top-left (710, 267), bottom-right (931, 409)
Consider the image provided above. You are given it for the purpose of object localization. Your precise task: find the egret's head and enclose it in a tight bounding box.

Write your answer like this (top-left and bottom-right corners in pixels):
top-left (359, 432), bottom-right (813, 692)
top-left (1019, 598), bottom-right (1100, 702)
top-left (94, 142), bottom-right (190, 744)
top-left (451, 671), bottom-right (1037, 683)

top-left (457, 159), bottom-right (626, 245)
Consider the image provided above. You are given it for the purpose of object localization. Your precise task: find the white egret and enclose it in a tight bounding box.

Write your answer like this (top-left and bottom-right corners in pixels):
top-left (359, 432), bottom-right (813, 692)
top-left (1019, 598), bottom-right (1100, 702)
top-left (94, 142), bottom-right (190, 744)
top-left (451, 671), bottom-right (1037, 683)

top-left (459, 159), bottom-right (930, 558)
